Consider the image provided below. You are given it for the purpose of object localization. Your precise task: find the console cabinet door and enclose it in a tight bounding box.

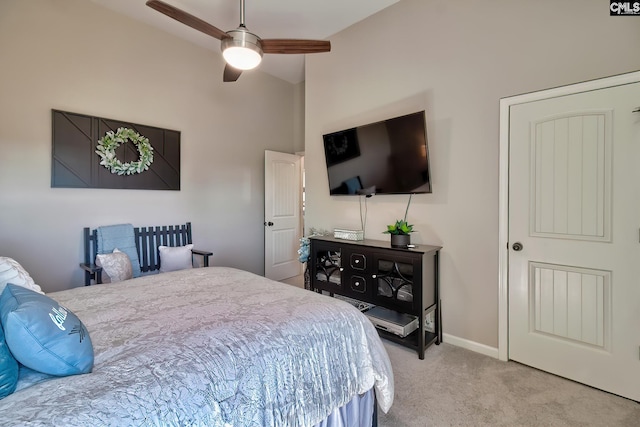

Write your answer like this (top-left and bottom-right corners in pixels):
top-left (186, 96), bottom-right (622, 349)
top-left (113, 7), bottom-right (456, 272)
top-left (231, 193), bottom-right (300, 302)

top-left (310, 240), bottom-right (342, 293)
top-left (372, 252), bottom-right (423, 315)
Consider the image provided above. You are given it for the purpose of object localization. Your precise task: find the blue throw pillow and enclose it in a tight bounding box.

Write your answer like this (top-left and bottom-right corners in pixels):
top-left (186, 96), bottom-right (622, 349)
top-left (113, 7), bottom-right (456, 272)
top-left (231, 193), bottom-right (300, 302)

top-left (0, 284), bottom-right (94, 376)
top-left (0, 325), bottom-right (18, 399)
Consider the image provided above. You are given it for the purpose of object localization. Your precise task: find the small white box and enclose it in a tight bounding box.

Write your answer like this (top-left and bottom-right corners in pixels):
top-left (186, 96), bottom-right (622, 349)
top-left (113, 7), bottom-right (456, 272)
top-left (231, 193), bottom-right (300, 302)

top-left (334, 228), bottom-right (364, 241)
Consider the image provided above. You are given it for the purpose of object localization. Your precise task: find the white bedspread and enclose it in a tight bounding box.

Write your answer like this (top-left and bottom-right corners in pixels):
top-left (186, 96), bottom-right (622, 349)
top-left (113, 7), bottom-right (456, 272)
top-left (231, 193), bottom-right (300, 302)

top-left (0, 267), bottom-right (393, 426)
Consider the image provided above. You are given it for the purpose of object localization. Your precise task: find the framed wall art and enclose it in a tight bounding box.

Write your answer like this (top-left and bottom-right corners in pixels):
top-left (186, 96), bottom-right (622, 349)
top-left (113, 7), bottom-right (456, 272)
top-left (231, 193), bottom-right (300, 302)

top-left (51, 110), bottom-right (181, 190)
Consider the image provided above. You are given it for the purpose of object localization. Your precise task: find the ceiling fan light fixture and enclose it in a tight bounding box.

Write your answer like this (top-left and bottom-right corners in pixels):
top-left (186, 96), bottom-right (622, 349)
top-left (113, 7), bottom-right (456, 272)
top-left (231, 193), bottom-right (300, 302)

top-left (222, 29), bottom-right (263, 70)
top-left (145, 0), bottom-right (331, 82)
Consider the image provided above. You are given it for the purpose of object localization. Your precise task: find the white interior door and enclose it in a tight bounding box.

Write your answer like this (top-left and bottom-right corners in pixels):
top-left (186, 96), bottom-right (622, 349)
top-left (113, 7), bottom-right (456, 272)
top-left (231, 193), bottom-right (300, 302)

top-left (508, 81), bottom-right (640, 401)
top-left (264, 150), bottom-right (302, 281)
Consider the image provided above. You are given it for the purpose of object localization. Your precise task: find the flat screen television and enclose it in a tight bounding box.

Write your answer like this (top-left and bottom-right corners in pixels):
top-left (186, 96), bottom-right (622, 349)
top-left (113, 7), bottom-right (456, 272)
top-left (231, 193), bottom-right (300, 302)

top-left (322, 111), bottom-right (431, 195)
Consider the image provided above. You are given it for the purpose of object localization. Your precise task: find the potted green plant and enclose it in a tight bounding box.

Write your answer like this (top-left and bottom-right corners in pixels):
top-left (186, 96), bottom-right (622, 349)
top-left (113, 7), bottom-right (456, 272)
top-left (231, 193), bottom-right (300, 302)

top-left (384, 194), bottom-right (414, 248)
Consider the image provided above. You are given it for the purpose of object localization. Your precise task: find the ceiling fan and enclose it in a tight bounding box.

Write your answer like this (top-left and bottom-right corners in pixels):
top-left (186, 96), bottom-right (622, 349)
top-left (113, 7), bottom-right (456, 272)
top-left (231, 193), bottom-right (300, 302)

top-left (146, 0), bottom-right (332, 82)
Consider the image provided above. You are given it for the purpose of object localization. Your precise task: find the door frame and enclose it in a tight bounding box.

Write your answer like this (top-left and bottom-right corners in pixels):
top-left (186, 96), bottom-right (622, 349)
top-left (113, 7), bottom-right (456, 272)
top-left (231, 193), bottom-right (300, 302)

top-left (497, 70), bottom-right (640, 361)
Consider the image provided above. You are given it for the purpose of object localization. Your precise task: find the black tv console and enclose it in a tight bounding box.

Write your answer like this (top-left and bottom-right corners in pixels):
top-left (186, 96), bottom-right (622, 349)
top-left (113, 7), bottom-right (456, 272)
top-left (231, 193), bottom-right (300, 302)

top-left (309, 235), bottom-right (441, 359)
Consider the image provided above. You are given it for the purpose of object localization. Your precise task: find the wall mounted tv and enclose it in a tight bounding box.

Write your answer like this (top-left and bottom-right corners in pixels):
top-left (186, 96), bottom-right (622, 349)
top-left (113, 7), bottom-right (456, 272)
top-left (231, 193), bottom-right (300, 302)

top-left (322, 110), bottom-right (431, 196)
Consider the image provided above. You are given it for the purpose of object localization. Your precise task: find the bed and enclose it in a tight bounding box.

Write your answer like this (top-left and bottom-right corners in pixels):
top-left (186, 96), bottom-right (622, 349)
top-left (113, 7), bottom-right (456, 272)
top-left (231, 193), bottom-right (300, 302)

top-left (0, 266), bottom-right (394, 426)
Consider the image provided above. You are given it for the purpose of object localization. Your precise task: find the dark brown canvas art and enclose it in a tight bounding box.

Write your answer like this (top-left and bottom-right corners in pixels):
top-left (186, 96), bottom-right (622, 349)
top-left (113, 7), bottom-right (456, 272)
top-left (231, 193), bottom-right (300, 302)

top-left (51, 110), bottom-right (180, 190)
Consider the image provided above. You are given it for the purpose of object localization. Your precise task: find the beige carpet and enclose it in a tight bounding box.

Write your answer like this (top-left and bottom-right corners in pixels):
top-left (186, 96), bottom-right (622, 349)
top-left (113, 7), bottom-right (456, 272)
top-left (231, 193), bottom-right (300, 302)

top-left (379, 341), bottom-right (639, 426)
top-left (279, 276), bottom-right (639, 425)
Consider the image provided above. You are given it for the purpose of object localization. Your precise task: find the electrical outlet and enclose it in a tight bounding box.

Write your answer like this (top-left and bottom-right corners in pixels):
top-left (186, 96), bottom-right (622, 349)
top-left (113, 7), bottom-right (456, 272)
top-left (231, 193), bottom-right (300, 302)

top-left (425, 311), bottom-right (435, 333)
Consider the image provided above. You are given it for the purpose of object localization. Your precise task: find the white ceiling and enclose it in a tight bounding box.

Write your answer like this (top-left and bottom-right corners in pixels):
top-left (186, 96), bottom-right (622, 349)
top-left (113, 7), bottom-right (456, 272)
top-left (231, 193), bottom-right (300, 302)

top-left (90, 0), bottom-right (400, 84)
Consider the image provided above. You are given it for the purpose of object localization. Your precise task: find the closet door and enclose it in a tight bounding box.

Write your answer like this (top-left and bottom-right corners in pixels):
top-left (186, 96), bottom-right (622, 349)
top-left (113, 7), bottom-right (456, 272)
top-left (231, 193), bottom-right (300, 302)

top-left (508, 81), bottom-right (640, 401)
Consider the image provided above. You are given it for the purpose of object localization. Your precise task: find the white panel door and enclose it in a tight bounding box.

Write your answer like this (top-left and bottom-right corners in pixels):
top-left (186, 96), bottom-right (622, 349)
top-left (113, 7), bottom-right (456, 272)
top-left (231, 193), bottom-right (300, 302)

top-left (264, 150), bottom-right (302, 281)
top-left (509, 81), bottom-right (640, 401)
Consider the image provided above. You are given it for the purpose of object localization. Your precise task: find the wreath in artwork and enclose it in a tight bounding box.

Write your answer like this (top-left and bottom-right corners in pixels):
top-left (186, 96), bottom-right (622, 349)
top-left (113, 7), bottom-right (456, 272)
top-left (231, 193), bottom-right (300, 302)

top-left (96, 127), bottom-right (154, 175)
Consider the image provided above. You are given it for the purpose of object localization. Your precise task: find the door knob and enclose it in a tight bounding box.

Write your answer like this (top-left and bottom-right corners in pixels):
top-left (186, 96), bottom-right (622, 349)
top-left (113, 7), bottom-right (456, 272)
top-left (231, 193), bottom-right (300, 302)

top-left (264, 221), bottom-right (274, 226)
top-left (512, 242), bottom-right (523, 251)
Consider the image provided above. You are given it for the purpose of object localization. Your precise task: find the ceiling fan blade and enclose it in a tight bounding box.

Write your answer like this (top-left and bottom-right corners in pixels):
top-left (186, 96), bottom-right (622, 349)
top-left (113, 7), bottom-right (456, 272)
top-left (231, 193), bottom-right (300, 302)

top-left (223, 64), bottom-right (243, 82)
top-left (146, 0), bottom-right (229, 40)
top-left (261, 39), bottom-right (331, 54)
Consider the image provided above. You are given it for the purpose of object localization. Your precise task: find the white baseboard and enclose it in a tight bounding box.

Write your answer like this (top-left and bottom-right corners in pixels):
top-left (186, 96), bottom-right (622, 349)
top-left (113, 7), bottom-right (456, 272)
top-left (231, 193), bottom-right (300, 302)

top-left (442, 333), bottom-right (499, 359)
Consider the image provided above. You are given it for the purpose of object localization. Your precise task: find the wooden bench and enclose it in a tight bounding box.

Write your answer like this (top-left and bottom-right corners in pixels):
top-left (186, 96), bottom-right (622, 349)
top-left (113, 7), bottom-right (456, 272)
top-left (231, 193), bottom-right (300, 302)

top-left (80, 222), bottom-right (212, 286)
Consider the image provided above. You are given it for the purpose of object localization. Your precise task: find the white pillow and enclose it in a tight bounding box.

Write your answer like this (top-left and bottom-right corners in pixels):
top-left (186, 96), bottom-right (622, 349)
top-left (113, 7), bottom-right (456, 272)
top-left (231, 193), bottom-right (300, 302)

top-left (0, 257), bottom-right (43, 295)
top-left (159, 244), bottom-right (194, 273)
top-left (95, 249), bottom-right (133, 283)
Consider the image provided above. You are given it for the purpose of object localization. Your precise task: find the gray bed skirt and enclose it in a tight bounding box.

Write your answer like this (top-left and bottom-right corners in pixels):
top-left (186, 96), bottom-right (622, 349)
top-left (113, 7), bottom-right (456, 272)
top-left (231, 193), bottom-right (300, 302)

top-left (313, 388), bottom-right (376, 427)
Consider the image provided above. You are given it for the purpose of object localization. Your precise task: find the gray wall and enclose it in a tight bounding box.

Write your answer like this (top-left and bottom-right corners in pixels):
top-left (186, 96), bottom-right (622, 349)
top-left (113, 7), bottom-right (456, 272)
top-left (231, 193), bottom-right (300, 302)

top-left (0, 0), bottom-right (298, 292)
top-left (304, 0), bottom-right (640, 349)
